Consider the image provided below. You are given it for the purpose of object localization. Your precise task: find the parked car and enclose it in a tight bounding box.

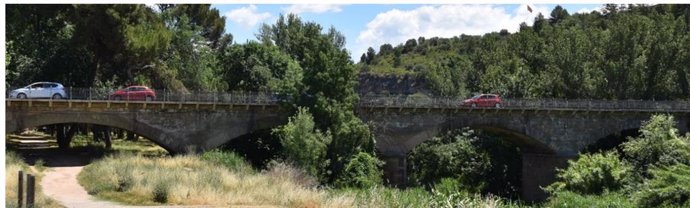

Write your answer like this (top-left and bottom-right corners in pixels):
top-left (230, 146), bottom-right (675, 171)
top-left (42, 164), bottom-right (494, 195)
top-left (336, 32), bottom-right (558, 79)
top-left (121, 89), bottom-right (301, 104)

top-left (109, 86), bottom-right (156, 101)
top-left (462, 94), bottom-right (502, 108)
top-left (9, 82), bottom-right (67, 99)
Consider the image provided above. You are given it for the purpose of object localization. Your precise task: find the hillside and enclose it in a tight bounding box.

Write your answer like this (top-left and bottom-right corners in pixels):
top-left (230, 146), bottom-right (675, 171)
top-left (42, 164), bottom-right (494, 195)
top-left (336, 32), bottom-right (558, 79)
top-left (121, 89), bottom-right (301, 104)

top-left (357, 4), bottom-right (690, 100)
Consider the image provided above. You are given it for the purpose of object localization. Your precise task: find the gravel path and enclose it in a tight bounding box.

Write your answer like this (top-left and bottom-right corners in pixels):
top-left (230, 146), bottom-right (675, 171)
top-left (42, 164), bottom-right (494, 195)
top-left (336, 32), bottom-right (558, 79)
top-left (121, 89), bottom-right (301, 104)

top-left (41, 166), bottom-right (138, 208)
top-left (40, 166), bottom-right (220, 208)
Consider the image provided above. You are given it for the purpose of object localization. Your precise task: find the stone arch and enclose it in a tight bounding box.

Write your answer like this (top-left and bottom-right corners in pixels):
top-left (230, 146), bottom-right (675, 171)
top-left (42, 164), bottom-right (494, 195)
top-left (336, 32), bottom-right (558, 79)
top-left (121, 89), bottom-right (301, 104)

top-left (7, 111), bottom-right (181, 153)
top-left (583, 128), bottom-right (640, 154)
top-left (469, 125), bottom-right (556, 154)
top-left (9, 121), bottom-right (176, 153)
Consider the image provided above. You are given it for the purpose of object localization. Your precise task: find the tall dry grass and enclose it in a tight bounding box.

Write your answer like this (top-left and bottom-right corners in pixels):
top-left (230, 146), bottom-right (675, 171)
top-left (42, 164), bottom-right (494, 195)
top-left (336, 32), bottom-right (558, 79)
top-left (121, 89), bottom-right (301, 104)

top-left (78, 154), bottom-right (356, 207)
top-left (78, 153), bottom-right (521, 208)
top-left (5, 151), bottom-right (63, 208)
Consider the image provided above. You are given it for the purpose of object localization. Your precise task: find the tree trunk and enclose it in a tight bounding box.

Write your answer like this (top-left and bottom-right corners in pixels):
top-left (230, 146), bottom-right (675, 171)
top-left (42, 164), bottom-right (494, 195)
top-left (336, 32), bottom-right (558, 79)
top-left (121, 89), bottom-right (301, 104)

top-left (127, 131), bottom-right (137, 141)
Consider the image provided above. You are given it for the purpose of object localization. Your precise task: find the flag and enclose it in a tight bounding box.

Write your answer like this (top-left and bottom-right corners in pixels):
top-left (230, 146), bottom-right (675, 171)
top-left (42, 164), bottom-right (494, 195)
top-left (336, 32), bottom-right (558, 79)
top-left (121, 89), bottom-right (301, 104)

top-left (527, 5), bottom-right (533, 13)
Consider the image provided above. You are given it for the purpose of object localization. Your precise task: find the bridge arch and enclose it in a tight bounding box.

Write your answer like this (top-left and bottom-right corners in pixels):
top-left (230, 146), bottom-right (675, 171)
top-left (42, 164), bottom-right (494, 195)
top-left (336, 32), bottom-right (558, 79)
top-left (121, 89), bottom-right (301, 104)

top-left (6, 113), bottom-right (178, 153)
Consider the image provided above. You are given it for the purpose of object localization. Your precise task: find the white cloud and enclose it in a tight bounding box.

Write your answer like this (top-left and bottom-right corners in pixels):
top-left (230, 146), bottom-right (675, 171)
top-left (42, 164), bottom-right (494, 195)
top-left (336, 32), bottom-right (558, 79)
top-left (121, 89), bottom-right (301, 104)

top-left (576, 7), bottom-right (601, 14)
top-left (145, 3), bottom-right (160, 13)
top-left (354, 4), bottom-right (550, 57)
top-left (283, 4), bottom-right (343, 15)
top-left (225, 5), bottom-right (272, 29)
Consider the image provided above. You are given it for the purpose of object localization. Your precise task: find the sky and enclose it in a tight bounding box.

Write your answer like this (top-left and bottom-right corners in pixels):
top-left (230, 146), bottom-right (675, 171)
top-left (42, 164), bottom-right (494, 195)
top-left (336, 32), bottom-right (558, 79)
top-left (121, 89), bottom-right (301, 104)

top-left (211, 4), bottom-right (603, 60)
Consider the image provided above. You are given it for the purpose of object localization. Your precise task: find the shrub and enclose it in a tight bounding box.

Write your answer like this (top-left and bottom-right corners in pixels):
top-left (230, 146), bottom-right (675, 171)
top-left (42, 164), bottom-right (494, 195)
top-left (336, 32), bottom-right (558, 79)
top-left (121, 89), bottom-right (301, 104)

top-left (547, 152), bottom-right (630, 195)
top-left (201, 150), bottom-right (254, 174)
top-left (545, 190), bottom-right (633, 208)
top-left (633, 163), bottom-right (690, 207)
top-left (273, 107), bottom-right (331, 180)
top-left (335, 152), bottom-right (383, 188)
top-left (152, 181), bottom-right (169, 203)
top-left (408, 129), bottom-right (490, 193)
top-left (623, 115), bottom-right (690, 179)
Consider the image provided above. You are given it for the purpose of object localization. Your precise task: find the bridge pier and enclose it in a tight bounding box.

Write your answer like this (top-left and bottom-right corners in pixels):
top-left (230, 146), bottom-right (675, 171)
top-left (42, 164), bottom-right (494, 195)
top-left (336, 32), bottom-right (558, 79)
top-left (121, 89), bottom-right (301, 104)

top-left (381, 154), bottom-right (408, 187)
top-left (521, 153), bottom-right (574, 201)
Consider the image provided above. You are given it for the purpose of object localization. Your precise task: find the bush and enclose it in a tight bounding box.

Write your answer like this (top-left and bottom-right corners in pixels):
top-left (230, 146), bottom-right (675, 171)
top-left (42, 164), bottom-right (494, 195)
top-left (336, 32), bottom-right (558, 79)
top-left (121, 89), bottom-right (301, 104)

top-left (273, 107), bottom-right (331, 180)
top-left (633, 163), bottom-right (690, 207)
top-left (623, 115), bottom-right (690, 179)
top-left (545, 190), bottom-right (633, 208)
top-left (408, 129), bottom-right (490, 193)
top-left (547, 152), bottom-right (630, 195)
top-left (201, 150), bottom-right (254, 174)
top-left (335, 152), bottom-right (383, 188)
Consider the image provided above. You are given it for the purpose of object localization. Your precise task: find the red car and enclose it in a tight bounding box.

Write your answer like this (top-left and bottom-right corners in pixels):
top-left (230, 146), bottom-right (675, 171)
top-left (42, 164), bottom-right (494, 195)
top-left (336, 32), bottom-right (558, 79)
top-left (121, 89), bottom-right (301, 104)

top-left (462, 94), bottom-right (501, 108)
top-left (109, 86), bottom-right (156, 101)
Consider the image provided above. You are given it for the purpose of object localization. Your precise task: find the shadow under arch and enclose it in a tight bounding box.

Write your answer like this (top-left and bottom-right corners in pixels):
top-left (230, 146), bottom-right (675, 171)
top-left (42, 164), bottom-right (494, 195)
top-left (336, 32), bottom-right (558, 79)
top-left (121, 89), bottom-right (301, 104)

top-left (467, 125), bottom-right (556, 155)
top-left (8, 118), bottom-right (176, 154)
top-left (583, 128), bottom-right (640, 154)
top-left (219, 128), bottom-right (281, 169)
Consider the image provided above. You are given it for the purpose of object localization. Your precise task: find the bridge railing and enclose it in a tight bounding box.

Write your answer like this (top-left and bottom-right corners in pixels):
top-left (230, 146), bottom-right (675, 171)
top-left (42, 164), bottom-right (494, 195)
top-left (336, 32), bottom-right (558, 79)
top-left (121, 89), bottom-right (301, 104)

top-left (6, 87), bottom-right (280, 105)
top-left (7, 87), bottom-right (690, 111)
top-left (358, 95), bottom-right (690, 111)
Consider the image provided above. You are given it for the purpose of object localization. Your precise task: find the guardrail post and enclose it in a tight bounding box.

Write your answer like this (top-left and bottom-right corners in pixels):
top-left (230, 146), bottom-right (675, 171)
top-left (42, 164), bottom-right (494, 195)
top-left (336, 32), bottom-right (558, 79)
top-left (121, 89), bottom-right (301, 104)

top-left (26, 174), bottom-right (35, 208)
top-left (18, 170), bottom-right (23, 208)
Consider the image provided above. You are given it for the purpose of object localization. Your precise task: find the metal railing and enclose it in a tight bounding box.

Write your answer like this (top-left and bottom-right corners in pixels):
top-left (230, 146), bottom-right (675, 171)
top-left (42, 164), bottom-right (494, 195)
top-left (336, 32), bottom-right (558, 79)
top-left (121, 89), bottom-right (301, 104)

top-left (6, 87), bottom-right (279, 105)
top-left (358, 95), bottom-right (690, 111)
top-left (6, 87), bottom-right (690, 111)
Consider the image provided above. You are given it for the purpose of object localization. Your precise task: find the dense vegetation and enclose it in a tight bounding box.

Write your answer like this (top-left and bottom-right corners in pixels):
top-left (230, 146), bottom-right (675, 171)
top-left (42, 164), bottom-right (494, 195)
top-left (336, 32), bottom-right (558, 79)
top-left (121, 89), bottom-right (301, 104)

top-left (546, 115), bottom-right (690, 207)
top-left (7, 3), bottom-right (690, 207)
top-left (359, 4), bottom-right (690, 100)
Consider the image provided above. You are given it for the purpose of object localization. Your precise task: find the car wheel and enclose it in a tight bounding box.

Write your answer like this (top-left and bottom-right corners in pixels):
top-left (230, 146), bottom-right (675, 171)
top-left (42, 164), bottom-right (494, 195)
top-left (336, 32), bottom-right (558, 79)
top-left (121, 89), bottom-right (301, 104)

top-left (471, 103), bottom-right (477, 108)
top-left (17, 93), bottom-right (27, 99)
top-left (146, 96), bottom-right (153, 101)
top-left (495, 103), bottom-right (501, 108)
top-left (114, 96), bottom-right (122, 101)
top-left (52, 94), bottom-right (62, 99)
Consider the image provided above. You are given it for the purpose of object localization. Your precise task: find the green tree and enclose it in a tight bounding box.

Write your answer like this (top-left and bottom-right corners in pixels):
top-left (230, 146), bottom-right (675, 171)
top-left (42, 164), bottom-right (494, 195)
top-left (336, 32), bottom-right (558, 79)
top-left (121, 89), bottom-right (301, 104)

top-left (272, 107), bottom-right (331, 180)
top-left (546, 152), bottom-right (630, 195)
top-left (259, 14), bottom-right (376, 182)
top-left (622, 115), bottom-right (690, 179)
top-left (408, 129), bottom-right (490, 193)
top-left (633, 164), bottom-right (690, 207)
top-left (335, 152), bottom-right (384, 188)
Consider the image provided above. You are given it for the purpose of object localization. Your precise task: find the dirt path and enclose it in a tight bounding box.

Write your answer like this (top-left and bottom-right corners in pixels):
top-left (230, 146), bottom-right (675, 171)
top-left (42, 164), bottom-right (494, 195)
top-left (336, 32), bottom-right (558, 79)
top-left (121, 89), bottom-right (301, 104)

top-left (41, 166), bottom-right (219, 208)
top-left (41, 166), bottom-right (136, 208)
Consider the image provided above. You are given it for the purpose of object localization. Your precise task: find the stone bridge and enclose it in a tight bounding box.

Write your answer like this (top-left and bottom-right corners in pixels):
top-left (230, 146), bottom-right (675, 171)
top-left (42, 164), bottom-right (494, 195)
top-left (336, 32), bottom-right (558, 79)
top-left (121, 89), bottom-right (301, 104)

top-left (6, 97), bottom-right (690, 200)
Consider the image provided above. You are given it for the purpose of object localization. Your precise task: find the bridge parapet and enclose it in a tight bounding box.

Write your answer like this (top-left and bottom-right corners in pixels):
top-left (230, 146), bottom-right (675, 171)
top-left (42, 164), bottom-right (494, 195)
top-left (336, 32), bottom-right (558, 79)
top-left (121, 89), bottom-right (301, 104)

top-left (359, 95), bottom-right (690, 112)
top-left (7, 87), bottom-right (690, 112)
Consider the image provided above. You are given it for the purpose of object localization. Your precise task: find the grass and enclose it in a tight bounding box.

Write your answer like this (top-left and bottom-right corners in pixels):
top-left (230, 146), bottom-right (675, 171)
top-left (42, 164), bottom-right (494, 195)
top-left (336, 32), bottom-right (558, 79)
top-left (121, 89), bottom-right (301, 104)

top-left (5, 151), bottom-right (64, 208)
top-left (70, 133), bottom-right (169, 157)
top-left (544, 191), bottom-right (633, 208)
top-left (77, 153), bottom-right (354, 207)
top-left (78, 151), bottom-right (525, 207)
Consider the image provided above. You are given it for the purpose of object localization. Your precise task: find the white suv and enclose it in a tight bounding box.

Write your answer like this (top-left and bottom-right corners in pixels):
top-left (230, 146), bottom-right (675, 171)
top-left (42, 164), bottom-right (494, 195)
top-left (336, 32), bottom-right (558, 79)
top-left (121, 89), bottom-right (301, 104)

top-left (9, 82), bottom-right (67, 99)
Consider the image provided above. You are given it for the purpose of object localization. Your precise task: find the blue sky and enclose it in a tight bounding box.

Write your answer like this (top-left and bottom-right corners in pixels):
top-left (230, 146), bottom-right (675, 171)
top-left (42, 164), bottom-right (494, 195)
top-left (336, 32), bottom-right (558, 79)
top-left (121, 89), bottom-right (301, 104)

top-left (211, 4), bottom-right (602, 59)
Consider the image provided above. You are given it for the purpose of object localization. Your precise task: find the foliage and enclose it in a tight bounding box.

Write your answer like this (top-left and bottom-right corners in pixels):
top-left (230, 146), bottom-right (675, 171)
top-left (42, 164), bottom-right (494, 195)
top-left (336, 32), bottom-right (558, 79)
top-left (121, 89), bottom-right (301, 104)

top-left (259, 14), bottom-right (377, 183)
top-left (633, 163), bottom-right (690, 207)
top-left (5, 4), bottom-right (227, 91)
top-left (200, 150), bottom-right (255, 174)
top-left (273, 107), bottom-right (331, 180)
top-left (360, 4), bottom-right (690, 100)
top-left (544, 190), bottom-right (633, 208)
top-left (335, 152), bottom-right (384, 188)
top-left (78, 154), bottom-right (354, 207)
top-left (622, 115), bottom-right (690, 179)
top-left (218, 41), bottom-right (303, 96)
top-left (407, 129), bottom-right (490, 193)
top-left (408, 128), bottom-right (523, 198)
top-left (546, 152), bottom-right (630, 195)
